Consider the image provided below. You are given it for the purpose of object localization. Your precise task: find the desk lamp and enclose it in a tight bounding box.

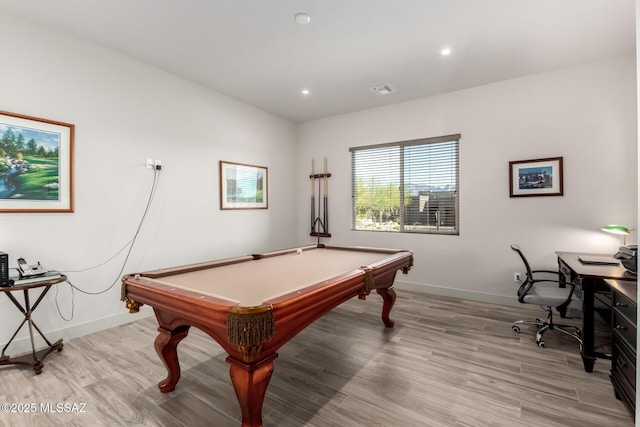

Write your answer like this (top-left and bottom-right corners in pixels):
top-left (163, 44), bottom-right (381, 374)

top-left (601, 224), bottom-right (634, 245)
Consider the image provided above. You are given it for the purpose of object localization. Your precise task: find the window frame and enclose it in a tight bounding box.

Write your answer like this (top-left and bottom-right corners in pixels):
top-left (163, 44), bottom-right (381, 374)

top-left (350, 134), bottom-right (460, 235)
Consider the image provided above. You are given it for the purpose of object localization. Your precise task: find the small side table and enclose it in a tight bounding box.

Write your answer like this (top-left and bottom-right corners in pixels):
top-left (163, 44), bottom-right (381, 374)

top-left (0, 275), bottom-right (67, 374)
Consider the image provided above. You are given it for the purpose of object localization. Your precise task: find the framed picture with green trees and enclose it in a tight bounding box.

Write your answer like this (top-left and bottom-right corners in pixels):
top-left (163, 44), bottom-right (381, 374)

top-left (0, 110), bottom-right (74, 212)
top-left (219, 161), bottom-right (268, 210)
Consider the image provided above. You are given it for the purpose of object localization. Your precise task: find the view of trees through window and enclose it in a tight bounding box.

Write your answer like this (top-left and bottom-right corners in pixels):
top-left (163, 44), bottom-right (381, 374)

top-left (350, 134), bottom-right (460, 235)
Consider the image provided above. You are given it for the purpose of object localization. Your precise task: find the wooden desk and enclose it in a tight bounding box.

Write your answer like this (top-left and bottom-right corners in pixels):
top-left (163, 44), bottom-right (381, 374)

top-left (0, 275), bottom-right (67, 374)
top-left (607, 279), bottom-right (637, 419)
top-left (556, 252), bottom-right (636, 372)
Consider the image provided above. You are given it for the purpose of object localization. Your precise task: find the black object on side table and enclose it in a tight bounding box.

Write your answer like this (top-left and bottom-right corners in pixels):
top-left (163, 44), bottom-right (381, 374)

top-left (0, 274), bottom-right (67, 374)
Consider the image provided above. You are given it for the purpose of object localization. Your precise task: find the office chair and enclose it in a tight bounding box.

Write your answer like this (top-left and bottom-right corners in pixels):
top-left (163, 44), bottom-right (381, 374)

top-left (510, 244), bottom-right (583, 349)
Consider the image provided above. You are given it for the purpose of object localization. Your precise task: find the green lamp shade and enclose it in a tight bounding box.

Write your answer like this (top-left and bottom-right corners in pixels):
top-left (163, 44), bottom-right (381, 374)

top-left (601, 224), bottom-right (632, 235)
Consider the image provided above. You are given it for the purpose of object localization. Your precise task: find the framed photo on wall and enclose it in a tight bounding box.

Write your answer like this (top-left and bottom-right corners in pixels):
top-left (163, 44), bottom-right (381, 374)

top-left (509, 157), bottom-right (563, 198)
top-left (220, 161), bottom-right (268, 209)
top-left (0, 110), bottom-right (74, 212)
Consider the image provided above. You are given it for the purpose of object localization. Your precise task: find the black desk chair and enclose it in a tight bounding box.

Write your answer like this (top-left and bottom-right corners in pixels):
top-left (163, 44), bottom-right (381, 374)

top-left (511, 244), bottom-right (583, 349)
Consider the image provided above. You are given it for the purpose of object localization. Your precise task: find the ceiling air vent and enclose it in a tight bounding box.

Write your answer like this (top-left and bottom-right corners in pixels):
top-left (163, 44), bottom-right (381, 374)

top-left (370, 84), bottom-right (396, 96)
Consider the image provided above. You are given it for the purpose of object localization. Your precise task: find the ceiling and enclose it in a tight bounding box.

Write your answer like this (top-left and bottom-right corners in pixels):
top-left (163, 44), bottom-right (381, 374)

top-left (0, 0), bottom-right (635, 123)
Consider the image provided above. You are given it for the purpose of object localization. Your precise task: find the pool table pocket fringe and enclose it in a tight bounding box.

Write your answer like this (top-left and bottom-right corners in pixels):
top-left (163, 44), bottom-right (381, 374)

top-left (120, 282), bottom-right (142, 313)
top-left (361, 267), bottom-right (375, 293)
top-left (227, 309), bottom-right (275, 348)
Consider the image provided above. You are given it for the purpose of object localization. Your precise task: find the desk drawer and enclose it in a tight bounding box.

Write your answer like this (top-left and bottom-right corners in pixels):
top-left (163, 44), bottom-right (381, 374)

top-left (611, 368), bottom-right (636, 417)
top-left (614, 340), bottom-right (636, 389)
top-left (613, 310), bottom-right (637, 351)
top-left (613, 291), bottom-right (637, 325)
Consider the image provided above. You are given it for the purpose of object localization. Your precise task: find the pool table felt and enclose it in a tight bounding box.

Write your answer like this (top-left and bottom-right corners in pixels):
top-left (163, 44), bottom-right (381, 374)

top-left (144, 248), bottom-right (405, 307)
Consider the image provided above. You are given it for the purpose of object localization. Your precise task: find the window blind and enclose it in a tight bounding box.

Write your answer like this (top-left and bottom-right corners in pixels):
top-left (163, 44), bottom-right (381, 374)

top-left (350, 134), bottom-right (460, 235)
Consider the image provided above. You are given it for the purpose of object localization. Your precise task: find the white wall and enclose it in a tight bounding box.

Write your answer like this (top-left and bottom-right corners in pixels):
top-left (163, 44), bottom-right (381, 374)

top-left (0, 12), bottom-right (298, 351)
top-left (297, 54), bottom-right (637, 304)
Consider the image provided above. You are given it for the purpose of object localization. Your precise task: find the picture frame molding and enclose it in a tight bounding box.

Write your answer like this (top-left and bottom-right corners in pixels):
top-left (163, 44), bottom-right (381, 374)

top-left (219, 160), bottom-right (268, 210)
top-left (0, 110), bottom-right (74, 213)
top-left (509, 156), bottom-right (563, 198)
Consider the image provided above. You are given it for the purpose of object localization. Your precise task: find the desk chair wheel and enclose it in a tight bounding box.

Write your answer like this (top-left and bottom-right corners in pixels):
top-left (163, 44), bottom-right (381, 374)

top-left (537, 340), bottom-right (545, 348)
top-left (512, 325), bottom-right (521, 333)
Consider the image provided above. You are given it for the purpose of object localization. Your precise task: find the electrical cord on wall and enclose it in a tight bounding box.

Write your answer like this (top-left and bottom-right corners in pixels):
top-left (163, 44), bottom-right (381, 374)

top-left (54, 167), bottom-right (161, 320)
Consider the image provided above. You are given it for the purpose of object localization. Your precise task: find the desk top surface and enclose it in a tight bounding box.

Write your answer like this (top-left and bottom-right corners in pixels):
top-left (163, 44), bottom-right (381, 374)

top-left (556, 251), bottom-right (636, 281)
top-left (129, 245), bottom-right (413, 307)
top-left (606, 279), bottom-right (638, 304)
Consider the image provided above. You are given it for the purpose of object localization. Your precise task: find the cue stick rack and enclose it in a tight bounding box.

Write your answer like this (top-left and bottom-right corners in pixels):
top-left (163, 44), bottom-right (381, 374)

top-left (310, 157), bottom-right (331, 240)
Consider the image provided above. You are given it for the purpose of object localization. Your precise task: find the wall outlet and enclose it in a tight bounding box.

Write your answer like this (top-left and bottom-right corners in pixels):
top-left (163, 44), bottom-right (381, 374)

top-left (514, 272), bottom-right (522, 283)
top-left (145, 158), bottom-right (154, 169)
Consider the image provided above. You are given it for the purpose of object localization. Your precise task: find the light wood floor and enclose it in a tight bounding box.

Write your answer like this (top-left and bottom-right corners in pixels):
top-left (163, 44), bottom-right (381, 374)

top-left (0, 291), bottom-right (633, 426)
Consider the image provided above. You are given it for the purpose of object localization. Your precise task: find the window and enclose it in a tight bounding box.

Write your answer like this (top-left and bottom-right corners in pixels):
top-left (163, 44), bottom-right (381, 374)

top-left (350, 134), bottom-right (460, 235)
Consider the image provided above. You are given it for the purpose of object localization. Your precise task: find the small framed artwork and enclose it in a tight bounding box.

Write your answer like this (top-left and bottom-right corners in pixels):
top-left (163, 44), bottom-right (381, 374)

top-left (509, 157), bottom-right (563, 198)
top-left (0, 110), bottom-right (74, 212)
top-left (220, 161), bottom-right (268, 209)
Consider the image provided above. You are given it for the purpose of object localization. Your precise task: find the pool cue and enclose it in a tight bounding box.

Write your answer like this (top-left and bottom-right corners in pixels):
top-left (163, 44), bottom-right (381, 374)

top-left (311, 159), bottom-right (315, 233)
top-left (317, 178), bottom-right (322, 233)
top-left (323, 158), bottom-right (328, 234)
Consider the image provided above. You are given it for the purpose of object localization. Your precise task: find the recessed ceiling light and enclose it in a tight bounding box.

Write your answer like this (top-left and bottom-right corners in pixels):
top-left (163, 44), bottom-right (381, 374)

top-left (295, 13), bottom-right (311, 25)
top-left (301, 89), bottom-right (310, 95)
top-left (440, 47), bottom-right (452, 56)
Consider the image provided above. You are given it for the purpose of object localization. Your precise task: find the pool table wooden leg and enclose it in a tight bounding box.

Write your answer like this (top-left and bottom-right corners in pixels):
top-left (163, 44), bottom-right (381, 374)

top-left (227, 353), bottom-right (278, 427)
top-left (154, 325), bottom-right (190, 393)
top-left (376, 287), bottom-right (397, 328)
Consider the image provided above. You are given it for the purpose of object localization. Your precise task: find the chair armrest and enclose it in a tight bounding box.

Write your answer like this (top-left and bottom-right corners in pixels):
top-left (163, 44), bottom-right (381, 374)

top-left (531, 270), bottom-right (565, 289)
top-left (531, 278), bottom-right (563, 285)
top-left (531, 269), bottom-right (561, 276)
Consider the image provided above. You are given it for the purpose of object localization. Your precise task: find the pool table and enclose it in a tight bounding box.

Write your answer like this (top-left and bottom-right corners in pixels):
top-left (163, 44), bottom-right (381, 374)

top-left (121, 244), bottom-right (413, 427)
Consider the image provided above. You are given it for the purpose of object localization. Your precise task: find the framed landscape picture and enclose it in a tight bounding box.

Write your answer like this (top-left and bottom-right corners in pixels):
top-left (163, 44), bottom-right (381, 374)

top-left (220, 161), bottom-right (268, 209)
top-left (509, 157), bottom-right (563, 198)
top-left (0, 110), bottom-right (74, 212)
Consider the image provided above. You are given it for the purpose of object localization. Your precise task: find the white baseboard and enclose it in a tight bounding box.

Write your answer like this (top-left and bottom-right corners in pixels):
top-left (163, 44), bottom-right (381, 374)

top-left (394, 280), bottom-right (580, 317)
top-left (394, 279), bottom-right (520, 307)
